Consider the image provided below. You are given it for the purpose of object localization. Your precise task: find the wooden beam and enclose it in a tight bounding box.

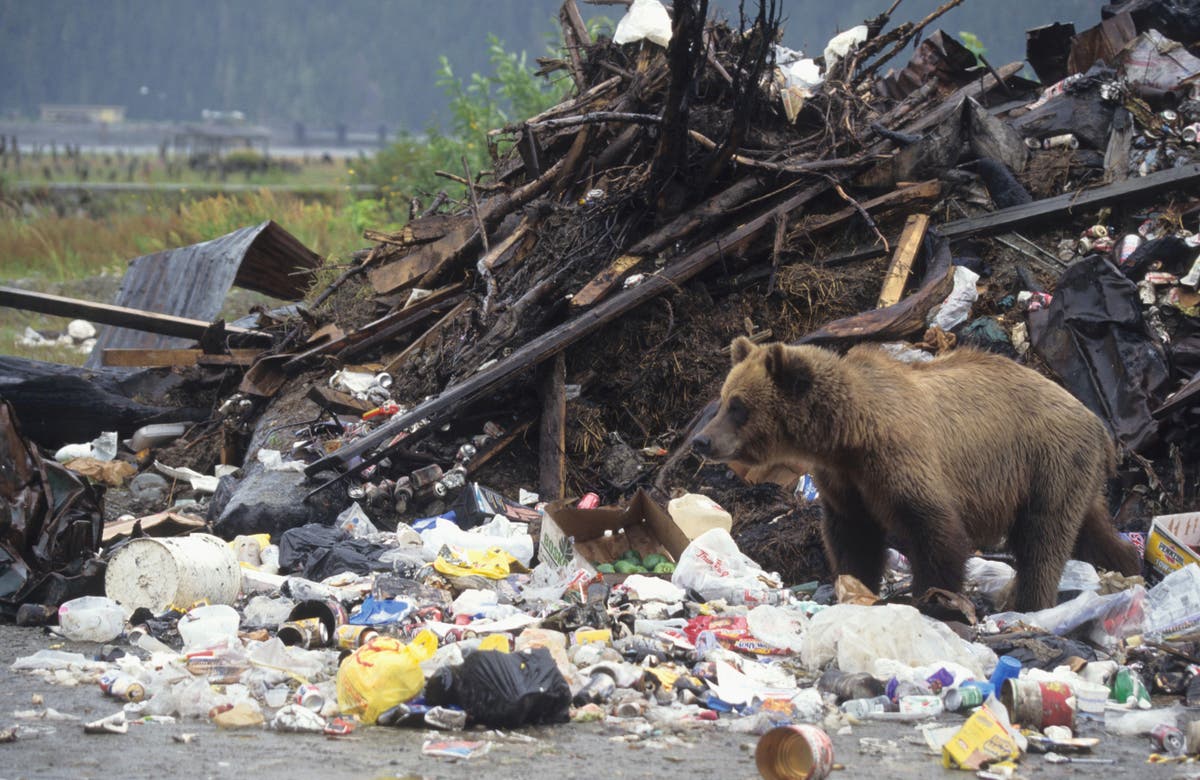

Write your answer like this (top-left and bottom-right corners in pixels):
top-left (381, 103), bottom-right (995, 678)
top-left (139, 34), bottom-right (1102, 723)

top-left (382, 298), bottom-right (474, 375)
top-left (569, 254), bottom-right (643, 309)
top-left (877, 214), bottom-right (930, 308)
top-left (101, 348), bottom-right (262, 368)
top-left (0, 286), bottom-right (270, 342)
top-left (538, 353), bottom-right (567, 501)
top-left (940, 163), bottom-right (1200, 239)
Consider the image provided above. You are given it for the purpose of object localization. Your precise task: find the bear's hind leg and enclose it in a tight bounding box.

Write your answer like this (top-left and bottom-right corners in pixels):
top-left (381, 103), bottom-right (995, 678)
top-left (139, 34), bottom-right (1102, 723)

top-left (820, 490), bottom-right (887, 593)
top-left (1010, 504), bottom-right (1074, 612)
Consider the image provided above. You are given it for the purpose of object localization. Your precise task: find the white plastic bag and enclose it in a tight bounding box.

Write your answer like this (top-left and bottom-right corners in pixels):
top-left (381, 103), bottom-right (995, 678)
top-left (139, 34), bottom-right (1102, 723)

top-left (1058, 559), bottom-right (1101, 592)
top-left (964, 557), bottom-right (1016, 608)
top-left (671, 528), bottom-right (782, 605)
top-left (930, 266), bottom-right (980, 331)
top-left (419, 516), bottom-right (533, 566)
top-left (799, 604), bottom-right (996, 679)
top-left (612, 0), bottom-right (672, 47)
top-left (746, 604), bottom-right (809, 653)
top-left (336, 502), bottom-right (379, 539)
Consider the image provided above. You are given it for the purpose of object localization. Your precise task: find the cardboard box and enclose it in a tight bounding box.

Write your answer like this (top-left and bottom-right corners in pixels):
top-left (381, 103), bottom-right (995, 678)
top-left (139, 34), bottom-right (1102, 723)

top-left (941, 705), bottom-right (1021, 770)
top-left (538, 489), bottom-right (690, 578)
top-left (1145, 512), bottom-right (1200, 578)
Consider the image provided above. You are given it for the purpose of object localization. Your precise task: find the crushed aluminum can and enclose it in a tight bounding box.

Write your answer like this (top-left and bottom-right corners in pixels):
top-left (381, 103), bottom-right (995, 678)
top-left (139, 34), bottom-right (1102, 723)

top-left (1152, 723), bottom-right (1185, 756)
top-left (295, 683), bottom-right (325, 712)
top-left (1184, 123), bottom-right (1200, 144)
top-left (756, 725), bottom-right (835, 780)
top-left (577, 492), bottom-right (601, 509)
top-left (98, 672), bottom-right (146, 703)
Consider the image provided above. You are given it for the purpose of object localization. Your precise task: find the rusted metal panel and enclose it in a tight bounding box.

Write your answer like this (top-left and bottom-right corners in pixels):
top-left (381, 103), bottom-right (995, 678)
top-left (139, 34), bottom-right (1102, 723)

top-left (85, 221), bottom-right (320, 368)
top-left (1067, 12), bottom-right (1137, 76)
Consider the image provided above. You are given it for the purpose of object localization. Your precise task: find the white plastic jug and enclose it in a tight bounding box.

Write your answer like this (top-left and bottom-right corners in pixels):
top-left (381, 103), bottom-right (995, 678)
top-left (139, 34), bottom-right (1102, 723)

top-left (668, 493), bottom-right (732, 540)
top-left (58, 596), bottom-right (125, 642)
top-left (178, 604), bottom-right (240, 649)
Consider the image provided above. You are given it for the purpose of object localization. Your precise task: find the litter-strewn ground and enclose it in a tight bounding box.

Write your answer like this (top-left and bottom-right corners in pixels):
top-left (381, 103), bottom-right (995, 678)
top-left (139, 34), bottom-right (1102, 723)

top-left (2, 626), bottom-right (1191, 780)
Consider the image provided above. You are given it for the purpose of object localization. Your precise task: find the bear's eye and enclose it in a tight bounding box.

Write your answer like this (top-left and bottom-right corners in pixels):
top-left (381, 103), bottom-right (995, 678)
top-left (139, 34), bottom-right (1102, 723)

top-left (727, 396), bottom-right (749, 426)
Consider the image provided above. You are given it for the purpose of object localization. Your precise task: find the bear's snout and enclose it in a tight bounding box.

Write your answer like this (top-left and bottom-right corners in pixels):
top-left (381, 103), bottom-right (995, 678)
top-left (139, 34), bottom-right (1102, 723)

top-left (691, 433), bottom-right (713, 456)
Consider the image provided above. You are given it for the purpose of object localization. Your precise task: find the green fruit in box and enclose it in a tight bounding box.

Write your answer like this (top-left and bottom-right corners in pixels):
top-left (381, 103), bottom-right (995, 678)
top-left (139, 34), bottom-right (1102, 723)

top-left (621, 549), bottom-right (641, 563)
top-left (613, 560), bottom-right (639, 574)
top-left (653, 562), bottom-right (676, 574)
top-left (595, 563), bottom-right (615, 574)
top-left (642, 553), bottom-right (667, 569)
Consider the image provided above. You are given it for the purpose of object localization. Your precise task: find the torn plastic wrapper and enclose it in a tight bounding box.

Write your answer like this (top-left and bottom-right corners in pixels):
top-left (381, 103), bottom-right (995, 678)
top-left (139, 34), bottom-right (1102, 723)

top-left (1029, 254), bottom-right (1170, 453)
top-left (0, 400), bottom-right (104, 610)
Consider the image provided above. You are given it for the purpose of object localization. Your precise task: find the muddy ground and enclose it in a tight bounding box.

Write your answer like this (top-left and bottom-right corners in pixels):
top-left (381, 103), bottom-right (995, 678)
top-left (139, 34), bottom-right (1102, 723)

top-left (2, 627), bottom-right (1197, 780)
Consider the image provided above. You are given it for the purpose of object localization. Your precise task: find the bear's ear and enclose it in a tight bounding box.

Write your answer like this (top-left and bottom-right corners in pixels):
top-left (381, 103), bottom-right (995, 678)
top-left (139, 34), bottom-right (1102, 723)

top-left (763, 343), bottom-right (812, 397)
top-left (730, 336), bottom-right (756, 366)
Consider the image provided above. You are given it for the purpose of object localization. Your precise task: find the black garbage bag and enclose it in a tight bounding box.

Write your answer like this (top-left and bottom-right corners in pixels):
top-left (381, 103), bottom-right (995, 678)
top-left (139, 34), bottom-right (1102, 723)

top-left (428, 648), bottom-right (570, 728)
top-left (1103, 0), bottom-right (1200, 42)
top-left (278, 523), bottom-right (391, 581)
top-left (1029, 254), bottom-right (1170, 453)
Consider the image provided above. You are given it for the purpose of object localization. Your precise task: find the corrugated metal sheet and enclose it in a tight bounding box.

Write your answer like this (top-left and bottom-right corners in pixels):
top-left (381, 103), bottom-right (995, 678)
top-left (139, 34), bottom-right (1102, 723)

top-left (85, 220), bottom-right (320, 368)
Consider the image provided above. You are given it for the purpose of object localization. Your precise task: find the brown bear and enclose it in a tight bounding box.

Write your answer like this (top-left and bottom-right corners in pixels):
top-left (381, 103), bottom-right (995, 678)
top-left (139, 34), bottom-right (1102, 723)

top-left (691, 337), bottom-right (1142, 611)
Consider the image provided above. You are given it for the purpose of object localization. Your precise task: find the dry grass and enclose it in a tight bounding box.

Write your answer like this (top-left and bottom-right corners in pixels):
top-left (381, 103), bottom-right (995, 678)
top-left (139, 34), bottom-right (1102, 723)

top-left (0, 189), bottom-right (366, 364)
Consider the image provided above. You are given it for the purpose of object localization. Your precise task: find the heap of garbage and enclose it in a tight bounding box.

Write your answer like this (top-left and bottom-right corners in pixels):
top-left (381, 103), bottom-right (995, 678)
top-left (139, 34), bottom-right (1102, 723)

top-left (4, 0), bottom-right (1200, 772)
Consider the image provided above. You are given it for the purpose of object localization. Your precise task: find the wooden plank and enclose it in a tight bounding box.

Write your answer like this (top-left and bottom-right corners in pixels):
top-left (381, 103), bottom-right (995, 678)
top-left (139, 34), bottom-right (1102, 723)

top-left (307, 386), bottom-right (374, 416)
top-left (101, 348), bottom-right (262, 368)
top-left (382, 299), bottom-right (474, 375)
top-left (569, 255), bottom-right (643, 309)
top-left (306, 178), bottom-right (834, 478)
top-left (877, 214), bottom-right (930, 308)
top-left (538, 353), bottom-right (567, 501)
top-left (282, 283), bottom-right (464, 372)
top-left (367, 220), bottom-right (477, 294)
top-left (0, 286), bottom-right (270, 342)
top-left (941, 163), bottom-right (1200, 239)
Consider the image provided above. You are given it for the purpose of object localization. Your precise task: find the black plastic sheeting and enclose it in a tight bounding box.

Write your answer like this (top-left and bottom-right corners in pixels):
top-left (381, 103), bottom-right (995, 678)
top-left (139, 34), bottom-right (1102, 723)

top-left (1029, 254), bottom-right (1170, 453)
top-left (0, 400), bottom-right (104, 615)
top-left (277, 523), bottom-right (391, 581)
top-left (425, 648), bottom-right (571, 728)
top-left (1103, 0), bottom-right (1200, 41)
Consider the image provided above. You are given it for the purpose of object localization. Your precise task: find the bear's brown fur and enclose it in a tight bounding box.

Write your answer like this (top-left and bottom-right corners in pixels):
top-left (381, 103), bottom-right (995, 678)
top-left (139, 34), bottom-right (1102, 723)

top-left (692, 337), bottom-right (1142, 611)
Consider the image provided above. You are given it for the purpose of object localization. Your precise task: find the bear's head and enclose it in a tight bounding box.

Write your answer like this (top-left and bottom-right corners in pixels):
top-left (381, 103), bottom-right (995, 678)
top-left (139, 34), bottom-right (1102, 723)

top-left (692, 337), bottom-right (839, 466)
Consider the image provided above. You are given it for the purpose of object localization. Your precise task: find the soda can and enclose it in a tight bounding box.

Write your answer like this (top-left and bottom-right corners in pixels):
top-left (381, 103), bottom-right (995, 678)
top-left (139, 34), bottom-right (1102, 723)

top-left (1152, 723), bottom-right (1185, 756)
top-left (577, 492), bottom-right (601, 510)
top-left (1043, 133), bottom-right (1080, 150)
top-left (295, 683), bottom-right (325, 713)
top-left (756, 725), bottom-right (835, 780)
top-left (277, 618), bottom-right (328, 649)
top-left (1183, 123), bottom-right (1200, 144)
top-left (335, 624), bottom-right (378, 651)
top-left (1001, 679), bottom-right (1075, 729)
top-left (943, 686), bottom-right (985, 712)
top-left (99, 672), bottom-right (146, 703)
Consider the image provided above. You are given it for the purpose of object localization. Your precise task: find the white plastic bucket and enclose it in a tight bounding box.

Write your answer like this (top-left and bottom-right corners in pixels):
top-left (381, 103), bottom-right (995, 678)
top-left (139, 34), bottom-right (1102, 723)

top-left (105, 533), bottom-right (241, 612)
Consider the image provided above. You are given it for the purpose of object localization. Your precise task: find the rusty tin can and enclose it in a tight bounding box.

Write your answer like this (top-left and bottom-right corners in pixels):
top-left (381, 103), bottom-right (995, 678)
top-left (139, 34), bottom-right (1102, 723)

top-left (287, 598), bottom-right (346, 645)
top-left (755, 725), bottom-right (835, 780)
top-left (277, 617), bottom-right (328, 649)
top-left (1001, 679), bottom-right (1075, 729)
top-left (335, 624), bottom-right (379, 651)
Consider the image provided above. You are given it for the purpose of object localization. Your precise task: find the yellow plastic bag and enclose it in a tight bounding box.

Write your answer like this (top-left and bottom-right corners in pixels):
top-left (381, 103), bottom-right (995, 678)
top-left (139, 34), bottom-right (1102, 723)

top-left (336, 630), bottom-right (437, 723)
top-left (433, 546), bottom-right (513, 580)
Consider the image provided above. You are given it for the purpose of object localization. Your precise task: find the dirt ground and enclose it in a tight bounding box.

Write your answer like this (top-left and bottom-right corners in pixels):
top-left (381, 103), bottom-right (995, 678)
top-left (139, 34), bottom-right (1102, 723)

top-left (2, 626), bottom-right (1198, 780)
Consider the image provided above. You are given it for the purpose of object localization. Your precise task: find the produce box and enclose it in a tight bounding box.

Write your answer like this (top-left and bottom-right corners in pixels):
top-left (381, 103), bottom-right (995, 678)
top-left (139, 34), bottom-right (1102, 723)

top-left (539, 489), bottom-right (690, 581)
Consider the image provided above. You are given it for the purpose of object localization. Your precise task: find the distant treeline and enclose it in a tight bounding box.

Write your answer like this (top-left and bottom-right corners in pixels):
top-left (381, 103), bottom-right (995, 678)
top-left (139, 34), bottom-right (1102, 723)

top-left (0, 0), bottom-right (1102, 130)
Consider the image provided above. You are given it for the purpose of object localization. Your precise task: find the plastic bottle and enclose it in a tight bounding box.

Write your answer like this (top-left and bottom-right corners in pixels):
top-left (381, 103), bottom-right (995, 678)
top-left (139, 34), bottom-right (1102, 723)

top-left (667, 493), bottom-right (732, 540)
top-left (178, 604), bottom-right (240, 649)
top-left (841, 695), bottom-right (894, 718)
top-left (58, 596), bottom-right (125, 642)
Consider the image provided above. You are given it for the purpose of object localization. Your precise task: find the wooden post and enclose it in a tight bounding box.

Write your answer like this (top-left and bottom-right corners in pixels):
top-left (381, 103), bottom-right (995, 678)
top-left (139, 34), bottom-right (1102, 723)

top-left (538, 353), bottom-right (567, 502)
top-left (877, 213), bottom-right (929, 309)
